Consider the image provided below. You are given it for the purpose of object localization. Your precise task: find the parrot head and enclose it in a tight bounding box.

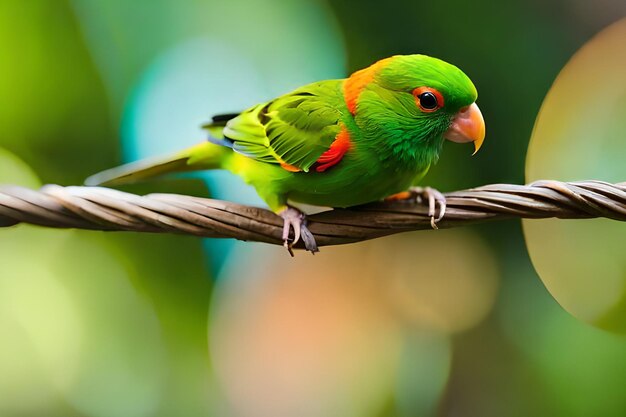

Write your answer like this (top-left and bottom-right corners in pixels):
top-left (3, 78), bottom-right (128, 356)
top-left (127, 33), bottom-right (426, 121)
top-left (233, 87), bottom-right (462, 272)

top-left (346, 54), bottom-right (485, 160)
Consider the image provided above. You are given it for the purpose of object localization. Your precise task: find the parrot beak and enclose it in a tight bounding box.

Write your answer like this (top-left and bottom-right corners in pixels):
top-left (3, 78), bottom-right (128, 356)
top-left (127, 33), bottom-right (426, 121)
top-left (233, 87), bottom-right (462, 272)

top-left (443, 103), bottom-right (486, 155)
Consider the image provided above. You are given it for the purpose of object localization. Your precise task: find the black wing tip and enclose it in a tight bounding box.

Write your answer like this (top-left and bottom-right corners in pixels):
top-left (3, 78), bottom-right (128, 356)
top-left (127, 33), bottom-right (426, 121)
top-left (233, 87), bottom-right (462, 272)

top-left (211, 113), bottom-right (240, 123)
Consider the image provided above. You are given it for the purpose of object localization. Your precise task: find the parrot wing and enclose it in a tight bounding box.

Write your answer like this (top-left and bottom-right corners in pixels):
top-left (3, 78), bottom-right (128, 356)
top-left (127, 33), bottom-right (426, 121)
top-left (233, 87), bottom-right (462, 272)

top-left (215, 80), bottom-right (344, 172)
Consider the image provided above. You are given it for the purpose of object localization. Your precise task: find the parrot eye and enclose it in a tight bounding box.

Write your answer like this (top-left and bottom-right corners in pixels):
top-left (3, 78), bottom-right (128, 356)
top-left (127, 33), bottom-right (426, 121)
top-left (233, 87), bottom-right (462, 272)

top-left (412, 87), bottom-right (444, 113)
top-left (419, 92), bottom-right (438, 109)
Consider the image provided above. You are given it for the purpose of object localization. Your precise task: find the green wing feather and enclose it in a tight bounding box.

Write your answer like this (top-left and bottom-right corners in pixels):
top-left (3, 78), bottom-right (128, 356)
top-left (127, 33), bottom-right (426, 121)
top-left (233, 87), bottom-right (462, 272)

top-left (216, 80), bottom-right (344, 172)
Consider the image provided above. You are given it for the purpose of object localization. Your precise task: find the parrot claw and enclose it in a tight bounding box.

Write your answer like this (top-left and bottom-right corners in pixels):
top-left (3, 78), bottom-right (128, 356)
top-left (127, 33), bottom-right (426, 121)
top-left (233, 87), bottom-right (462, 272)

top-left (408, 186), bottom-right (447, 229)
top-left (278, 206), bottom-right (319, 256)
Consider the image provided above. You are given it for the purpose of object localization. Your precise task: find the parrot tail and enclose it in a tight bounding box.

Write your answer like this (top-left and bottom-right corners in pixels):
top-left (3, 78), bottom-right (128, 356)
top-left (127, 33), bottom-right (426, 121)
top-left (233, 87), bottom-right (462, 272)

top-left (84, 142), bottom-right (230, 186)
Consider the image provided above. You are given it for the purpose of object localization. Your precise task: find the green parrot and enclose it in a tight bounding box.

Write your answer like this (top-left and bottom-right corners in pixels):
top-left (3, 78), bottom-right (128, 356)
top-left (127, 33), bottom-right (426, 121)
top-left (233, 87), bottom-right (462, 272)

top-left (86, 54), bottom-right (485, 254)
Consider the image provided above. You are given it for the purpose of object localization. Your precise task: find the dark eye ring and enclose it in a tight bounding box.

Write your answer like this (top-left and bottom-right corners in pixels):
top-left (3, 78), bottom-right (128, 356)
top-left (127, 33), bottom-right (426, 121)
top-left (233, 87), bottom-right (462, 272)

top-left (418, 92), bottom-right (438, 110)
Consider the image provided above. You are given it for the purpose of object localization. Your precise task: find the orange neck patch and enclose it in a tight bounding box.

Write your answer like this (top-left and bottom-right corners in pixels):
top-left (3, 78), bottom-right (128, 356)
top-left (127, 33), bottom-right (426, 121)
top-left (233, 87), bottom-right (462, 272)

top-left (343, 57), bottom-right (393, 114)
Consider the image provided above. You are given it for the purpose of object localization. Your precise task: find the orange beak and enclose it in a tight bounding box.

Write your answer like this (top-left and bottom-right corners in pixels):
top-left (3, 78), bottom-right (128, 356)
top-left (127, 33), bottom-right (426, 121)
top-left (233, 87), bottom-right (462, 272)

top-left (443, 103), bottom-right (486, 155)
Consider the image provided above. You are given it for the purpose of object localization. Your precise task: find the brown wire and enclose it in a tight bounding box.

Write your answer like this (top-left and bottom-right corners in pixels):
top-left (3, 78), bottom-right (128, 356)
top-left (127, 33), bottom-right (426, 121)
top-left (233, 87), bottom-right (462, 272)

top-left (0, 180), bottom-right (624, 249)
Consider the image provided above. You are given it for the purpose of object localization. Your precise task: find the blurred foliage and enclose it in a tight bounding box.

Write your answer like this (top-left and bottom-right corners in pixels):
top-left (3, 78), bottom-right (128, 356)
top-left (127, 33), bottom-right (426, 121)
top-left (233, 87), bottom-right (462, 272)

top-left (524, 19), bottom-right (626, 332)
top-left (0, 0), bottom-right (117, 184)
top-left (0, 0), bottom-right (625, 416)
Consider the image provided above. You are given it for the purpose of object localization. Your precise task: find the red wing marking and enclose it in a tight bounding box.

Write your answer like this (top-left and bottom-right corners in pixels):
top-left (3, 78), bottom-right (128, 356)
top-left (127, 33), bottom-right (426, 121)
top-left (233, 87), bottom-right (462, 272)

top-left (314, 127), bottom-right (351, 172)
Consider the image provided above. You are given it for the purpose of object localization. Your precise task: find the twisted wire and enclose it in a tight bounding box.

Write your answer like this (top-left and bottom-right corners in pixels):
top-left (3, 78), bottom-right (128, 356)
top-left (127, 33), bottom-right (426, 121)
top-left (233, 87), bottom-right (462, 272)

top-left (0, 180), bottom-right (624, 248)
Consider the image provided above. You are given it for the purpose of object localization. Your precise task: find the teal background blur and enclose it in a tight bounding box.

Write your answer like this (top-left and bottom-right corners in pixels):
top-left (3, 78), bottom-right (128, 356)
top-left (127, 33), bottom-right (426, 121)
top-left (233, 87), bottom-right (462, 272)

top-left (0, 1), bottom-right (625, 416)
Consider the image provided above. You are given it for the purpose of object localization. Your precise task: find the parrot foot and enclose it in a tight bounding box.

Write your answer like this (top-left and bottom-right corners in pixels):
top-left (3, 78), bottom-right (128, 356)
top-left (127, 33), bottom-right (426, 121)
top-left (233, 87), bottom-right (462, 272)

top-left (382, 187), bottom-right (447, 229)
top-left (278, 206), bottom-right (319, 256)
top-left (407, 186), bottom-right (446, 229)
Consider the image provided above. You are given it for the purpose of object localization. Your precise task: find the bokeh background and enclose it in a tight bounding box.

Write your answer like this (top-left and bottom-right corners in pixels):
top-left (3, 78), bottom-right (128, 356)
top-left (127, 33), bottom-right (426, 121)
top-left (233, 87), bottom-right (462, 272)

top-left (0, 1), bottom-right (625, 416)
